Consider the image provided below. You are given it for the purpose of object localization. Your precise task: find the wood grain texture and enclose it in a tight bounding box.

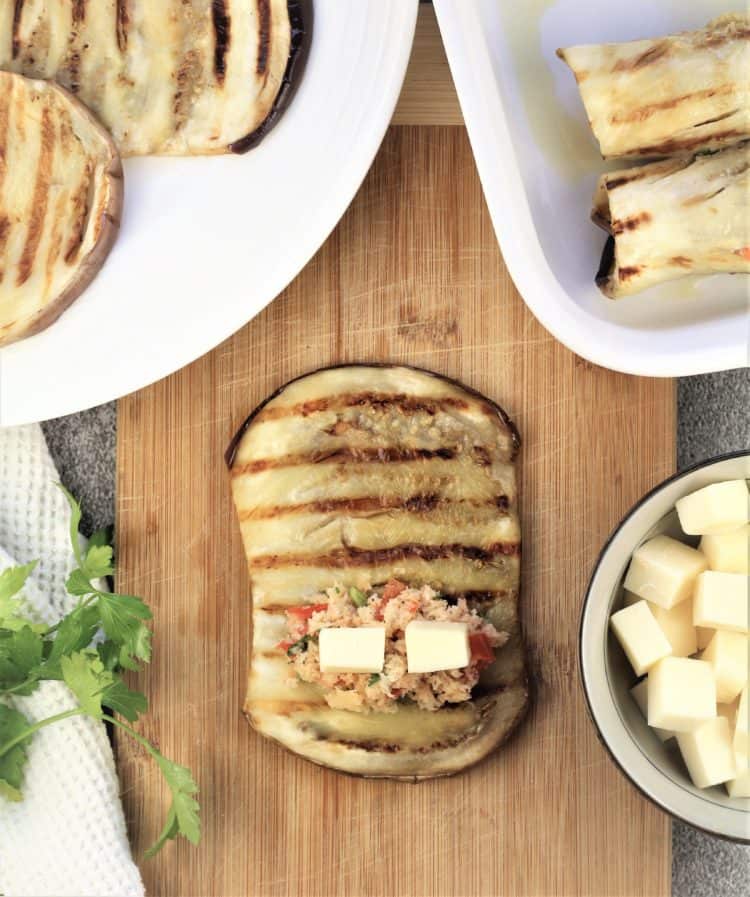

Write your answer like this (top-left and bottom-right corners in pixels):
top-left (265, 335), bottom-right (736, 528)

top-left (116, 125), bottom-right (673, 896)
top-left (392, 5), bottom-right (463, 126)
top-left (116, 6), bottom-right (673, 894)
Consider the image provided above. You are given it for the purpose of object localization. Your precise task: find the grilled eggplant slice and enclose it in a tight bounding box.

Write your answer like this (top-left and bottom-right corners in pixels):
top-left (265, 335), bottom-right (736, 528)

top-left (228, 365), bottom-right (529, 780)
top-left (0, 72), bottom-right (122, 348)
top-left (558, 14), bottom-right (750, 159)
top-left (592, 141), bottom-right (750, 298)
top-left (1, 1), bottom-right (305, 156)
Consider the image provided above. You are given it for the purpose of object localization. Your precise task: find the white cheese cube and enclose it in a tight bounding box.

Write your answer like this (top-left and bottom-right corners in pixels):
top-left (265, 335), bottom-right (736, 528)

top-left (696, 626), bottom-right (715, 651)
top-left (610, 601), bottom-right (672, 676)
top-left (650, 600), bottom-right (697, 658)
top-left (648, 657), bottom-right (716, 732)
top-left (693, 572), bottom-right (749, 633)
top-left (630, 678), bottom-right (675, 741)
top-left (318, 626), bottom-right (385, 673)
top-left (676, 480), bottom-right (749, 536)
top-left (702, 630), bottom-right (749, 704)
top-left (677, 717), bottom-right (736, 789)
top-left (735, 686), bottom-right (749, 755)
top-left (700, 525), bottom-right (749, 574)
top-left (726, 750), bottom-right (750, 798)
top-left (405, 621), bottom-right (470, 673)
top-left (624, 535), bottom-right (707, 609)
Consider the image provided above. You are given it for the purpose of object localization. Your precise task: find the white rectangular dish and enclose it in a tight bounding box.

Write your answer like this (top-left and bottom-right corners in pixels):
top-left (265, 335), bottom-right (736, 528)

top-left (434, 0), bottom-right (749, 377)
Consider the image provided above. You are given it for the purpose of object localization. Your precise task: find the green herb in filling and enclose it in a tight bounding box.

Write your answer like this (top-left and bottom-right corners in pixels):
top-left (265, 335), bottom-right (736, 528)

top-left (349, 587), bottom-right (367, 607)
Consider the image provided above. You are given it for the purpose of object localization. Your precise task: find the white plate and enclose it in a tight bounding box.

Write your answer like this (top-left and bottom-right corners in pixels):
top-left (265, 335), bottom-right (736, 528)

top-left (434, 0), bottom-right (748, 377)
top-left (0, 0), bottom-right (419, 426)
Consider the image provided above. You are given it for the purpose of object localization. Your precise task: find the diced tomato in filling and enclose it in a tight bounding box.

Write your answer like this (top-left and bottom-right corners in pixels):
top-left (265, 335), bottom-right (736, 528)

top-left (469, 633), bottom-right (495, 666)
top-left (277, 640), bottom-right (294, 652)
top-left (382, 579), bottom-right (407, 601)
top-left (287, 603), bottom-right (328, 621)
top-left (375, 579), bottom-right (407, 620)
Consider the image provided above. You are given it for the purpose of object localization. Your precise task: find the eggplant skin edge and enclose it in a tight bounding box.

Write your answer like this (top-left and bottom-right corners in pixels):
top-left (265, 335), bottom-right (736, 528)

top-left (225, 362), bottom-right (521, 468)
top-left (229, 363), bottom-right (529, 779)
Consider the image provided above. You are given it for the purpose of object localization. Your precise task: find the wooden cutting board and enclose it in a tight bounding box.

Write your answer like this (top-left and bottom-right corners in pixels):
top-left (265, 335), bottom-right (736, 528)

top-left (116, 7), bottom-right (674, 895)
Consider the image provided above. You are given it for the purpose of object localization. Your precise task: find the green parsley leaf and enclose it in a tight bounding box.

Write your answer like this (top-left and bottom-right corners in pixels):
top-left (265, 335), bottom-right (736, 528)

top-left (0, 561), bottom-right (38, 604)
top-left (57, 484), bottom-right (84, 569)
top-left (60, 652), bottom-right (113, 719)
top-left (0, 627), bottom-right (44, 694)
top-left (65, 568), bottom-right (94, 597)
top-left (44, 605), bottom-right (102, 677)
top-left (367, 673), bottom-right (380, 687)
top-left (97, 593), bottom-right (153, 668)
top-left (82, 544), bottom-right (114, 581)
top-left (87, 527), bottom-right (112, 551)
top-left (101, 679), bottom-right (148, 723)
top-left (144, 755), bottom-right (200, 857)
top-left (0, 704), bottom-right (32, 801)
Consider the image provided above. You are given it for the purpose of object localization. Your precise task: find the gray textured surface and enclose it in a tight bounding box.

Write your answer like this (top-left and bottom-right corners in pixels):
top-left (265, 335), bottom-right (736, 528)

top-left (41, 367), bottom-right (750, 896)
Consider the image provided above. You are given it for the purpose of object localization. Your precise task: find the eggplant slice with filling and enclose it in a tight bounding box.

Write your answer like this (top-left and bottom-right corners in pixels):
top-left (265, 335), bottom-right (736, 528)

top-left (0, 72), bottom-right (122, 347)
top-left (592, 141), bottom-right (750, 298)
top-left (228, 365), bottom-right (529, 780)
top-left (558, 14), bottom-right (750, 159)
top-left (0, 0), bottom-right (309, 156)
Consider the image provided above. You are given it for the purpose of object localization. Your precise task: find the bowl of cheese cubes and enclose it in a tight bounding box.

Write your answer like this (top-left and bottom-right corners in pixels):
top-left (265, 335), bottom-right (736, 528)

top-left (580, 451), bottom-right (749, 842)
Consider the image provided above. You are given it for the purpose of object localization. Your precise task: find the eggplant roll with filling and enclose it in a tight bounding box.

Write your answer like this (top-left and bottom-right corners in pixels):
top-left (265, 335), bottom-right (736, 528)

top-left (0, 1), bottom-right (299, 155)
top-left (227, 365), bottom-right (529, 780)
top-left (592, 141), bottom-right (750, 298)
top-left (558, 14), bottom-right (750, 159)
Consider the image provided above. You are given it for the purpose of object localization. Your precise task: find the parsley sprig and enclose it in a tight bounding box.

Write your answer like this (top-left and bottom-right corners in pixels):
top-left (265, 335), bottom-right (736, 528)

top-left (0, 485), bottom-right (200, 856)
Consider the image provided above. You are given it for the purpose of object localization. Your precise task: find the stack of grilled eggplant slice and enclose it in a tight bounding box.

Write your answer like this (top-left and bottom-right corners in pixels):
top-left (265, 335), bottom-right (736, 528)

top-left (0, 1), bottom-right (308, 344)
top-left (228, 365), bottom-right (529, 780)
top-left (0, 72), bottom-right (122, 347)
top-left (559, 13), bottom-right (750, 298)
top-left (1, 0), bottom-right (305, 155)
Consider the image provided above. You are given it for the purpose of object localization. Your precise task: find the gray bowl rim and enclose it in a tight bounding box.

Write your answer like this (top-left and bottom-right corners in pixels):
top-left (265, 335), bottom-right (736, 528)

top-left (579, 448), bottom-right (750, 845)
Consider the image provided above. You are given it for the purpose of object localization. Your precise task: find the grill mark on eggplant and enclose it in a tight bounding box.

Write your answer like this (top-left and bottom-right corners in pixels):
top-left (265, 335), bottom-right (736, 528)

top-left (116, 0), bottom-right (129, 52)
top-left (11, 0), bottom-right (25, 59)
top-left (229, 0), bottom-right (312, 154)
top-left (0, 215), bottom-right (10, 284)
top-left (0, 87), bottom-right (10, 193)
top-left (612, 211), bottom-right (652, 235)
top-left (63, 164), bottom-right (94, 265)
top-left (17, 105), bottom-right (54, 287)
top-left (256, 0), bottom-right (271, 76)
top-left (682, 186), bottom-right (726, 206)
top-left (239, 493), bottom-right (511, 521)
top-left (255, 392), bottom-right (471, 422)
top-left (608, 85), bottom-right (735, 125)
top-left (211, 0), bottom-right (231, 85)
top-left (72, 0), bottom-right (87, 25)
top-left (232, 446), bottom-right (461, 476)
top-left (635, 128), bottom-right (744, 157)
top-left (44, 185), bottom-right (71, 291)
top-left (618, 265), bottom-right (642, 281)
top-left (613, 41), bottom-right (669, 72)
top-left (247, 542), bottom-right (520, 571)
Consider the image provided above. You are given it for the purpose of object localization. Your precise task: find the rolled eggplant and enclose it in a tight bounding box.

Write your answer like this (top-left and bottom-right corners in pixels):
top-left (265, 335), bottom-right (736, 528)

top-left (592, 141), bottom-right (750, 298)
top-left (558, 14), bottom-right (750, 158)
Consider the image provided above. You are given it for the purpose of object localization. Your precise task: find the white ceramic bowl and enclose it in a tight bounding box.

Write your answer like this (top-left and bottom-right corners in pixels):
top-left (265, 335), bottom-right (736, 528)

top-left (580, 452), bottom-right (750, 842)
top-left (434, 0), bottom-right (748, 376)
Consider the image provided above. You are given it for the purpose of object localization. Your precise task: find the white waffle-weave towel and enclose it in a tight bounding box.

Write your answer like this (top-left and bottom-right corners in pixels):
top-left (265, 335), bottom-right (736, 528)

top-left (0, 423), bottom-right (144, 897)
